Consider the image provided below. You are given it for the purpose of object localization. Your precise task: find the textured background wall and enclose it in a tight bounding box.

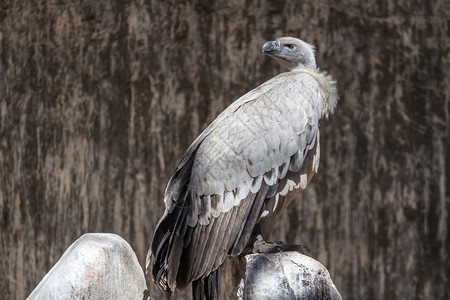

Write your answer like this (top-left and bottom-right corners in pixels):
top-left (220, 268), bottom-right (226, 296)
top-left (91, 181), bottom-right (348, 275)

top-left (1, 1), bottom-right (448, 299)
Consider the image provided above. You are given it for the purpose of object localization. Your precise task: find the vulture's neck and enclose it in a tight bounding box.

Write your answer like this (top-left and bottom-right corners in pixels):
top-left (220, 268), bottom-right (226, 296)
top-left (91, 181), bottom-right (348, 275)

top-left (292, 66), bottom-right (339, 119)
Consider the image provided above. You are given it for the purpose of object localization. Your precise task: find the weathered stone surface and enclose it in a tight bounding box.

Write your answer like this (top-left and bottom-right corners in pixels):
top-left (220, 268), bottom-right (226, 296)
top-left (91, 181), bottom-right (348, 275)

top-left (27, 233), bottom-right (146, 300)
top-left (226, 252), bottom-right (341, 300)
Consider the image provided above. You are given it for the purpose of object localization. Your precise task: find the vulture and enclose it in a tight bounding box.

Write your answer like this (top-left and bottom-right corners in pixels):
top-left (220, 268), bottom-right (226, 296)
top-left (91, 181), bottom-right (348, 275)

top-left (147, 37), bottom-right (339, 299)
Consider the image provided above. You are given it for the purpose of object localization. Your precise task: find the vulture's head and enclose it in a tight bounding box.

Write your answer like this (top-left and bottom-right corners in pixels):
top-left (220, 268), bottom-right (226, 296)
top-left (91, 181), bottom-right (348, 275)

top-left (261, 37), bottom-right (316, 70)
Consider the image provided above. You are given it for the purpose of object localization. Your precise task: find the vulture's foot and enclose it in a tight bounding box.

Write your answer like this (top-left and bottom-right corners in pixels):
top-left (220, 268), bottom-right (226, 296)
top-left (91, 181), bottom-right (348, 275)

top-left (252, 235), bottom-right (310, 254)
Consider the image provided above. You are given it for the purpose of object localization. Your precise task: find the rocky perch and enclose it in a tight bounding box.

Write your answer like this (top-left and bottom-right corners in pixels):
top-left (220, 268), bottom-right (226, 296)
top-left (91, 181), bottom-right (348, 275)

top-left (27, 233), bottom-right (341, 300)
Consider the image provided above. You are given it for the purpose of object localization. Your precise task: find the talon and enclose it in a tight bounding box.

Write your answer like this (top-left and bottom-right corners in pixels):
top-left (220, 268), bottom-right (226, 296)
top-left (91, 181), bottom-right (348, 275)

top-left (252, 235), bottom-right (310, 254)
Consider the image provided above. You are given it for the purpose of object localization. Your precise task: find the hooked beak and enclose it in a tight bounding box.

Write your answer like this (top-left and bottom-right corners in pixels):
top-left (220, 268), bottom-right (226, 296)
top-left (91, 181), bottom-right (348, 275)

top-left (261, 40), bottom-right (280, 54)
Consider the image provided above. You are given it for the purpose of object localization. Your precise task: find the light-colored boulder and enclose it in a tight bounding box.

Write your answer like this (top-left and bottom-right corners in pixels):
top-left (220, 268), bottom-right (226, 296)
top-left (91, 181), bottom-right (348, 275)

top-left (27, 233), bottom-right (147, 300)
top-left (226, 252), bottom-right (342, 300)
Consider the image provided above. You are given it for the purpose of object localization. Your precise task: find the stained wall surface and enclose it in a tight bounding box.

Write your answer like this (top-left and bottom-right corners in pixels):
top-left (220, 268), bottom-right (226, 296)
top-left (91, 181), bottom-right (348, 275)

top-left (1, 1), bottom-right (448, 299)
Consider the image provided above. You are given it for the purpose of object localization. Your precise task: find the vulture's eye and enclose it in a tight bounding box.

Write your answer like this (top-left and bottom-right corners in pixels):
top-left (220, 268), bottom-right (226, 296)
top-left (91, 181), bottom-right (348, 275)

top-left (286, 44), bottom-right (296, 51)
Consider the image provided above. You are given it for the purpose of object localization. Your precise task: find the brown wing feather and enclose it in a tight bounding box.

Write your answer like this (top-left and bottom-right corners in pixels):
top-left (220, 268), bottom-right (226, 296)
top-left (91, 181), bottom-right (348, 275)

top-left (182, 187), bottom-right (264, 284)
top-left (258, 139), bottom-right (319, 239)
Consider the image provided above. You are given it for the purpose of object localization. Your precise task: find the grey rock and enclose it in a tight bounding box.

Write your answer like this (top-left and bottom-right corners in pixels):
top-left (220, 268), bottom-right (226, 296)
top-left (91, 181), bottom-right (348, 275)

top-left (238, 252), bottom-right (341, 300)
top-left (27, 233), bottom-right (147, 300)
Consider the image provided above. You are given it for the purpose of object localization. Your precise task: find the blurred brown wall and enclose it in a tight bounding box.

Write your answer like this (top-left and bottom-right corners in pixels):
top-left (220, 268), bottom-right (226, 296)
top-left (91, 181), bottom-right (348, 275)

top-left (1, 1), bottom-right (448, 299)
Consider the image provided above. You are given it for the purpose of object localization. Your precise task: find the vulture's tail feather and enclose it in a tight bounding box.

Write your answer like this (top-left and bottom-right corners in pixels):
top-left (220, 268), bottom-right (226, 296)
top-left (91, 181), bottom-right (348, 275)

top-left (151, 196), bottom-right (189, 293)
top-left (150, 151), bottom-right (198, 294)
top-left (192, 268), bottom-right (220, 300)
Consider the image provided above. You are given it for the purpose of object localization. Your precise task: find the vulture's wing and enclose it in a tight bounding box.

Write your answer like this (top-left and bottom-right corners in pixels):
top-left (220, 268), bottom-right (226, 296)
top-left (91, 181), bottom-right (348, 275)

top-left (150, 69), bottom-right (325, 292)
